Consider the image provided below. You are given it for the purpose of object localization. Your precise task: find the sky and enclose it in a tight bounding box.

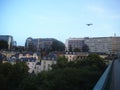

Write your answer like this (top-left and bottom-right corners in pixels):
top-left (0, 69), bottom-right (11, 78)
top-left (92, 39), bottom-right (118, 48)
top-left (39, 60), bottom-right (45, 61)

top-left (0, 0), bottom-right (120, 46)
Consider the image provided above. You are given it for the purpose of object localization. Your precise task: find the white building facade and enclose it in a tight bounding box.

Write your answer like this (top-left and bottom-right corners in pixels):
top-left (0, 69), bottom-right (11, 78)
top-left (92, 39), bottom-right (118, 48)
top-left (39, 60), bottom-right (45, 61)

top-left (84, 37), bottom-right (120, 54)
top-left (34, 56), bottom-right (57, 74)
top-left (65, 38), bottom-right (84, 51)
top-left (66, 37), bottom-right (120, 54)
top-left (65, 52), bottom-right (89, 61)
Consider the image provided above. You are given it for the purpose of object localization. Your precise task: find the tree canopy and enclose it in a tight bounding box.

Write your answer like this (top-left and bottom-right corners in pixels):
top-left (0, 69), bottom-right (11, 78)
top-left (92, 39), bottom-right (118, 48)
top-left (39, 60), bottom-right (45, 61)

top-left (73, 47), bottom-right (81, 52)
top-left (82, 44), bottom-right (89, 52)
top-left (0, 62), bottom-right (28, 90)
top-left (0, 53), bottom-right (107, 90)
top-left (51, 40), bottom-right (65, 51)
top-left (68, 44), bottom-right (73, 52)
top-left (18, 53), bottom-right (106, 90)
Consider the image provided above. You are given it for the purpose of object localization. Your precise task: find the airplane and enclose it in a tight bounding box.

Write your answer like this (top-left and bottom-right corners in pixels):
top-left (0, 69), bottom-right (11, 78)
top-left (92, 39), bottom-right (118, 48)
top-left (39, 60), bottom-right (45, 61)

top-left (86, 23), bottom-right (93, 26)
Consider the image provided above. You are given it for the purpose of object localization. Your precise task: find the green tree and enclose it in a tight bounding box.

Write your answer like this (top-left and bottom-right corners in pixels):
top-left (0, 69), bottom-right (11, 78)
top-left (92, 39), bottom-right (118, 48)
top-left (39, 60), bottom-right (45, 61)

top-left (0, 63), bottom-right (12, 90)
top-left (86, 53), bottom-right (106, 70)
top-left (52, 56), bottom-right (68, 70)
top-left (8, 62), bottom-right (29, 90)
top-left (82, 44), bottom-right (89, 52)
top-left (0, 62), bottom-right (29, 90)
top-left (73, 48), bottom-right (81, 52)
top-left (69, 44), bottom-right (72, 52)
top-left (51, 40), bottom-right (65, 51)
top-left (18, 75), bottom-right (38, 90)
top-left (17, 54), bottom-right (107, 90)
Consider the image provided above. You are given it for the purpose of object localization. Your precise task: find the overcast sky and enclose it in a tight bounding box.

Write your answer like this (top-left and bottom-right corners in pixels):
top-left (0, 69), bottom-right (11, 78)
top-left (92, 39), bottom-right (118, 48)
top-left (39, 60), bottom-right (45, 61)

top-left (0, 0), bottom-right (120, 45)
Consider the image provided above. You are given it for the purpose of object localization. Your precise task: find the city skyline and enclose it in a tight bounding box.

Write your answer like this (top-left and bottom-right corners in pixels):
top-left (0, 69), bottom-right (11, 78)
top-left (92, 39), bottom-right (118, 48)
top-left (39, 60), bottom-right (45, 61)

top-left (0, 0), bottom-right (120, 45)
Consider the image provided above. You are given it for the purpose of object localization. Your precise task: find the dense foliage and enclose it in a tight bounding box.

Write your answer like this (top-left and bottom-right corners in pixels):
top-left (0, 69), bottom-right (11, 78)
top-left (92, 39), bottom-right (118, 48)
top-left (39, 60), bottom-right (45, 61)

top-left (0, 53), bottom-right (106, 90)
top-left (73, 48), bottom-right (81, 52)
top-left (19, 54), bottom-right (106, 90)
top-left (51, 40), bottom-right (65, 51)
top-left (82, 44), bottom-right (89, 52)
top-left (0, 62), bottom-right (28, 90)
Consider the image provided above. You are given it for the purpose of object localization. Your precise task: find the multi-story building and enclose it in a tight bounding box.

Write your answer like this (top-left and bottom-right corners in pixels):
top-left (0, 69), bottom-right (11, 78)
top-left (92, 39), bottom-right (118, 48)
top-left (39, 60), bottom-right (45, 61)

top-left (66, 36), bottom-right (120, 54)
top-left (65, 52), bottom-right (89, 61)
top-left (25, 37), bottom-right (65, 51)
top-left (25, 37), bottom-right (34, 50)
top-left (65, 38), bottom-right (84, 51)
top-left (8, 52), bottom-right (57, 74)
top-left (37, 54), bottom-right (57, 73)
top-left (0, 35), bottom-right (13, 49)
top-left (25, 37), bottom-right (55, 51)
top-left (84, 37), bottom-right (120, 54)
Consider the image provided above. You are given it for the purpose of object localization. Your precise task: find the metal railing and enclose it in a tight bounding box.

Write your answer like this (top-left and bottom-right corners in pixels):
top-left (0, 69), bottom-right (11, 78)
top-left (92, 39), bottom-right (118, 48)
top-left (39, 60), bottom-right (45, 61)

top-left (93, 61), bottom-right (113, 90)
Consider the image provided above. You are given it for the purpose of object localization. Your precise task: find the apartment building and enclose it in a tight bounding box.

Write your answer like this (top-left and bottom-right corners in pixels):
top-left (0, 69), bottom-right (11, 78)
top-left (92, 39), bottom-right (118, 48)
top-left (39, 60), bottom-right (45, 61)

top-left (66, 36), bottom-right (120, 54)
top-left (84, 37), bottom-right (120, 54)
top-left (65, 52), bottom-right (89, 61)
top-left (8, 52), bottom-right (57, 74)
top-left (65, 38), bottom-right (84, 51)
